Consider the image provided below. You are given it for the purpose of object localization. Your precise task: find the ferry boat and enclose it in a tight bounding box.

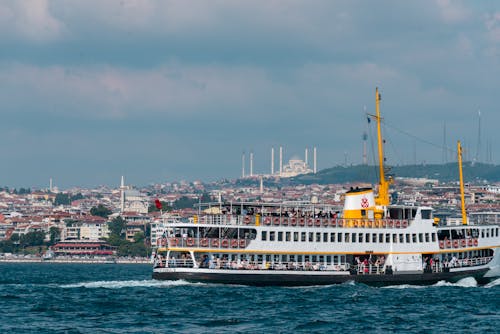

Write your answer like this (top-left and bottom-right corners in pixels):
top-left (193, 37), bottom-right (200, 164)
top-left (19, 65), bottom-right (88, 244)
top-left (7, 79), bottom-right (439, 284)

top-left (152, 88), bottom-right (500, 286)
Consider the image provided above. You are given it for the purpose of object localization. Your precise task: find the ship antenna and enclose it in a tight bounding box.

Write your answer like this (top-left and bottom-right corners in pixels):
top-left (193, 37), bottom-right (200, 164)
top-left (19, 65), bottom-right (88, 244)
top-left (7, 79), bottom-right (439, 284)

top-left (374, 87), bottom-right (392, 206)
top-left (457, 141), bottom-right (467, 225)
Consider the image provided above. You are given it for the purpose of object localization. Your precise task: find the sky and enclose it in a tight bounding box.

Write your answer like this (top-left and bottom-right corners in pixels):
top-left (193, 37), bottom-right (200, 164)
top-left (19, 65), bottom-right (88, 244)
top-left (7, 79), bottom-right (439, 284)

top-left (1, 0), bottom-right (500, 189)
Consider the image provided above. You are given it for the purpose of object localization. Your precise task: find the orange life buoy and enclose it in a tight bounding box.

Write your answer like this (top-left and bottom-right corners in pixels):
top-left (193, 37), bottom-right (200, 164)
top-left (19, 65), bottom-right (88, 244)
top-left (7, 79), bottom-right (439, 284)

top-left (453, 240), bottom-right (459, 248)
top-left (265, 218), bottom-right (272, 225)
top-left (221, 239), bottom-right (229, 248)
top-left (445, 239), bottom-right (451, 248)
top-left (467, 239), bottom-right (473, 247)
top-left (315, 219), bottom-right (321, 227)
top-left (299, 218), bottom-right (305, 226)
top-left (211, 238), bottom-right (219, 247)
top-left (473, 239), bottom-right (478, 246)
top-left (239, 239), bottom-right (246, 248)
top-left (395, 220), bottom-right (401, 228)
top-left (307, 218), bottom-right (313, 226)
top-left (460, 239), bottom-right (466, 247)
top-left (200, 238), bottom-right (209, 247)
top-left (382, 220), bottom-right (387, 228)
top-left (439, 240), bottom-right (444, 249)
top-left (273, 217), bottom-right (280, 225)
top-left (231, 239), bottom-right (238, 248)
top-left (402, 221), bottom-right (408, 228)
top-left (186, 237), bottom-right (195, 247)
top-left (331, 218), bottom-right (336, 226)
top-left (388, 220), bottom-right (394, 228)
top-left (170, 238), bottom-right (178, 247)
top-left (291, 218), bottom-right (297, 226)
top-left (338, 219), bottom-right (344, 227)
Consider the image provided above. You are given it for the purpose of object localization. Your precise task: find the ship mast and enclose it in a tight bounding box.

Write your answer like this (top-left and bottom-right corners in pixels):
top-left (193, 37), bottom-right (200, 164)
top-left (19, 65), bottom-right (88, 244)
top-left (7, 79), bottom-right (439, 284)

top-left (457, 141), bottom-right (468, 225)
top-left (374, 87), bottom-right (391, 206)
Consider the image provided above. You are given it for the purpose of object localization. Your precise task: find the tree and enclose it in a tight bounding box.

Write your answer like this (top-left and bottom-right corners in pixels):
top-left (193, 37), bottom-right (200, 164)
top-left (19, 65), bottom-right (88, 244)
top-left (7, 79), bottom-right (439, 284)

top-left (20, 231), bottom-right (45, 247)
top-left (54, 193), bottom-right (71, 206)
top-left (108, 216), bottom-right (126, 238)
top-left (90, 204), bottom-right (112, 218)
top-left (49, 227), bottom-right (61, 245)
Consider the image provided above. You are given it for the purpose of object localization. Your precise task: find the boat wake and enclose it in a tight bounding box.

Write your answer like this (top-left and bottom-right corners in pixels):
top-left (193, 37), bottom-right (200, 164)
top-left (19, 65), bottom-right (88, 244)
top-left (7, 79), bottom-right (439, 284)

top-left (382, 277), bottom-right (478, 289)
top-left (60, 279), bottom-right (197, 289)
top-left (484, 277), bottom-right (500, 288)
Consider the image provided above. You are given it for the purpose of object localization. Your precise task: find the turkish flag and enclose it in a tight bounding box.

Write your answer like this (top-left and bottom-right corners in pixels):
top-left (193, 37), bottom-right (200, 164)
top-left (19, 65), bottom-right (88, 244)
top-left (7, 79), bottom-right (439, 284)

top-left (155, 199), bottom-right (162, 210)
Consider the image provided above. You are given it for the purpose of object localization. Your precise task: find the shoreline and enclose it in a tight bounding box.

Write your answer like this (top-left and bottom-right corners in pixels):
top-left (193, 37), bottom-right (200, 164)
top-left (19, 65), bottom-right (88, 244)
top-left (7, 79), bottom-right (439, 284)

top-left (0, 257), bottom-right (151, 264)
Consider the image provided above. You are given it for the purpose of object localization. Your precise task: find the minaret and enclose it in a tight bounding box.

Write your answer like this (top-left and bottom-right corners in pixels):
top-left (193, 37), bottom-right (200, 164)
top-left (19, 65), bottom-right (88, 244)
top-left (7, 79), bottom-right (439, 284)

top-left (279, 146), bottom-right (283, 176)
top-left (49, 178), bottom-right (53, 193)
top-left (242, 151), bottom-right (245, 178)
top-left (271, 147), bottom-right (275, 175)
top-left (120, 176), bottom-right (125, 213)
top-left (305, 148), bottom-right (309, 165)
top-left (250, 151), bottom-right (254, 177)
top-left (313, 147), bottom-right (317, 173)
top-left (259, 175), bottom-right (264, 194)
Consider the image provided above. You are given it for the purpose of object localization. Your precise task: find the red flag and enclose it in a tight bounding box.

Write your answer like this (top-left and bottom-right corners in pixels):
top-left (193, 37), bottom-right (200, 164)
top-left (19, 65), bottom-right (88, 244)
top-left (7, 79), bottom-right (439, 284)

top-left (155, 199), bottom-right (162, 210)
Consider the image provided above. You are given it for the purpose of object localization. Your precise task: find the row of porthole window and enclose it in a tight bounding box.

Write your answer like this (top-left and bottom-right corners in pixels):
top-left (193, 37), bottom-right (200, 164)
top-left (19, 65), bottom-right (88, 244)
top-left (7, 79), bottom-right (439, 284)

top-left (261, 230), bottom-right (437, 244)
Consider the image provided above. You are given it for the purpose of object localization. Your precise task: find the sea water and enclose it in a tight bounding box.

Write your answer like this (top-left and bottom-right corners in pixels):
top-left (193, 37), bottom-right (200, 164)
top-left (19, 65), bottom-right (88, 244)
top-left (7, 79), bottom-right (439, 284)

top-left (0, 263), bottom-right (498, 333)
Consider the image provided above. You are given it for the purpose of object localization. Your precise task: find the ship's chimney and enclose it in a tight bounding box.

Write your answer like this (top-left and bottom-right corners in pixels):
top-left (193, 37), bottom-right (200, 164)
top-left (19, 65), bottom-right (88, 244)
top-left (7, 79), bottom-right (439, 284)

top-left (313, 147), bottom-right (317, 173)
top-left (271, 147), bottom-right (275, 175)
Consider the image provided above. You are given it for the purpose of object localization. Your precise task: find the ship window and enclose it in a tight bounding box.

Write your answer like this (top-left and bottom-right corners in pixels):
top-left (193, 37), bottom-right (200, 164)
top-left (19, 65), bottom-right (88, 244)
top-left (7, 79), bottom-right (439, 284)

top-left (312, 255), bottom-right (317, 262)
top-left (286, 232), bottom-right (291, 241)
top-left (358, 233), bottom-right (363, 243)
top-left (372, 233), bottom-right (377, 243)
top-left (301, 232), bottom-right (306, 242)
top-left (316, 233), bottom-right (321, 242)
top-left (293, 232), bottom-right (299, 242)
top-left (330, 233), bottom-right (336, 242)
top-left (412, 234), bottom-right (417, 243)
top-left (406, 234), bottom-right (410, 243)
top-left (496, 228), bottom-right (499, 237)
top-left (352, 233), bottom-right (357, 243)
top-left (432, 233), bottom-right (436, 242)
top-left (425, 233), bottom-right (430, 242)
top-left (392, 234), bottom-right (397, 243)
top-left (345, 233), bottom-right (350, 243)
top-left (309, 232), bottom-right (314, 242)
top-left (319, 255), bottom-right (324, 263)
top-left (327, 255), bottom-right (332, 263)
top-left (379, 233), bottom-right (383, 243)
top-left (289, 255), bottom-right (295, 261)
top-left (421, 210), bottom-right (432, 219)
top-left (419, 233), bottom-right (423, 243)
top-left (281, 255), bottom-right (287, 262)
top-left (323, 233), bottom-right (328, 242)
top-left (399, 234), bottom-right (404, 243)
top-left (269, 231), bottom-right (275, 241)
top-left (366, 233), bottom-right (370, 242)
top-left (481, 230), bottom-right (484, 238)
top-left (278, 232), bottom-right (283, 242)
top-left (298, 255), bottom-right (303, 263)
top-left (261, 231), bottom-right (267, 241)
top-left (337, 233), bottom-right (342, 242)
top-left (385, 233), bottom-right (390, 243)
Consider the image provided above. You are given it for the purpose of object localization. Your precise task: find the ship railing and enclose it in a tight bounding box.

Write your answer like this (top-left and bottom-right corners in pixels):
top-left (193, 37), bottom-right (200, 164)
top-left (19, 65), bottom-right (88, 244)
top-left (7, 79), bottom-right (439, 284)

top-left (429, 256), bottom-right (493, 273)
top-left (195, 260), bottom-right (351, 272)
top-left (154, 259), bottom-right (195, 269)
top-left (356, 264), bottom-right (385, 275)
top-left (167, 237), bottom-right (249, 249)
top-left (196, 215), bottom-right (411, 229)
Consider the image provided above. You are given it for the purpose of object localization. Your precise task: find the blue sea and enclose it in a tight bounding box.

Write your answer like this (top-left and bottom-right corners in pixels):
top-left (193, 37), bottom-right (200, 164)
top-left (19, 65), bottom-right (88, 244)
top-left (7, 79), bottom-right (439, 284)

top-left (0, 263), bottom-right (498, 333)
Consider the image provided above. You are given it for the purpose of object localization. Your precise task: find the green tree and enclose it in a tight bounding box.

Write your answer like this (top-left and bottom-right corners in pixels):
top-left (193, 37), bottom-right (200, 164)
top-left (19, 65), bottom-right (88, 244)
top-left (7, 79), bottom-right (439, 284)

top-left (90, 204), bottom-right (112, 218)
top-left (20, 231), bottom-right (45, 247)
top-left (10, 233), bottom-right (20, 243)
top-left (54, 193), bottom-right (71, 205)
top-left (48, 227), bottom-right (61, 245)
top-left (107, 216), bottom-right (126, 244)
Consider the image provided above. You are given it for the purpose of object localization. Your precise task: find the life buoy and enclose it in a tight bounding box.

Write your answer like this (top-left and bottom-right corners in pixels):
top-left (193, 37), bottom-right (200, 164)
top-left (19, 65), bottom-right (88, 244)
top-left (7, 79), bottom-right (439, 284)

top-left (445, 239), bottom-right (451, 248)
top-left (211, 238), bottom-right (219, 247)
top-left (402, 221), bottom-right (408, 228)
top-left (453, 240), bottom-right (459, 248)
top-left (299, 218), bottom-right (305, 226)
top-left (395, 220), bottom-right (401, 228)
top-left (338, 219), bottom-right (344, 227)
top-left (170, 238), bottom-right (178, 247)
top-left (473, 239), bottom-right (478, 246)
top-left (307, 218), bottom-right (313, 226)
top-left (331, 218), bottom-right (336, 226)
top-left (265, 218), bottom-right (272, 225)
top-left (291, 218), bottom-right (297, 226)
top-left (315, 219), bottom-right (321, 227)
top-left (353, 221), bottom-right (358, 228)
top-left (323, 219), bottom-right (329, 227)
top-left (239, 239), bottom-right (246, 248)
top-left (460, 239), bottom-right (466, 247)
top-left (439, 240), bottom-right (444, 249)
top-left (282, 218), bottom-right (288, 226)
top-left (200, 238), bottom-right (209, 247)
top-left (467, 239), bottom-right (473, 247)
top-left (186, 237), bottom-right (195, 247)
top-left (366, 221), bottom-right (372, 228)
top-left (221, 239), bottom-right (229, 248)
top-left (231, 239), bottom-right (238, 248)
top-left (388, 220), bottom-right (394, 228)
top-left (273, 217), bottom-right (280, 225)
top-left (382, 220), bottom-right (387, 228)
top-left (244, 216), bottom-right (251, 225)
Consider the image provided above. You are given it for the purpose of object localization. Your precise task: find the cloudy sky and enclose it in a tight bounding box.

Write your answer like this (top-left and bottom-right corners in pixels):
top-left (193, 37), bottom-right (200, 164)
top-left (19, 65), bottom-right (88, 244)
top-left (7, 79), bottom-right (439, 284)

top-left (1, 0), bottom-right (499, 188)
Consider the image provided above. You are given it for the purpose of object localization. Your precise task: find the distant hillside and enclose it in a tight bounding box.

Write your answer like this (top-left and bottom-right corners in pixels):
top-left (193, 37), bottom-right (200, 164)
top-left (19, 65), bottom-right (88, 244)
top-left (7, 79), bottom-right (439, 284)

top-left (290, 162), bottom-right (500, 185)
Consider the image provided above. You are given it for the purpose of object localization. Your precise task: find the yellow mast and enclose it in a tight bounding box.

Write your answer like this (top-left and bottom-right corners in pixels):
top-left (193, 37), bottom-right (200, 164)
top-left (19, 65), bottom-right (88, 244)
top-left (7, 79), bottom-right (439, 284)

top-left (457, 141), bottom-right (467, 225)
top-left (374, 87), bottom-right (391, 206)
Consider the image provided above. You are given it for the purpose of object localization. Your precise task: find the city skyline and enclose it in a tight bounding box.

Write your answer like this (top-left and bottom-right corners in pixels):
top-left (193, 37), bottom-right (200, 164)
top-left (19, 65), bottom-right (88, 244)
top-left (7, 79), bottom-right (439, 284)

top-left (1, 1), bottom-right (500, 188)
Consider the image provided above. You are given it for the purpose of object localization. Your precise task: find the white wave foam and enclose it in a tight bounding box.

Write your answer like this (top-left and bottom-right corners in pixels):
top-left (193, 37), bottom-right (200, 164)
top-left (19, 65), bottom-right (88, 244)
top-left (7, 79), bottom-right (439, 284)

top-left (60, 279), bottom-right (194, 289)
top-left (484, 277), bottom-right (500, 288)
top-left (381, 284), bottom-right (426, 290)
top-left (433, 277), bottom-right (477, 288)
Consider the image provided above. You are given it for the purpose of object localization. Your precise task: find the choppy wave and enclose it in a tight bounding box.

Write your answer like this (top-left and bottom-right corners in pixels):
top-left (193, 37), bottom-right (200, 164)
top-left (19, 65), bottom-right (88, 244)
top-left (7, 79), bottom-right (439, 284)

top-left (382, 277), bottom-right (478, 289)
top-left (484, 277), bottom-right (500, 288)
top-left (60, 279), bottom-right (195, 289)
